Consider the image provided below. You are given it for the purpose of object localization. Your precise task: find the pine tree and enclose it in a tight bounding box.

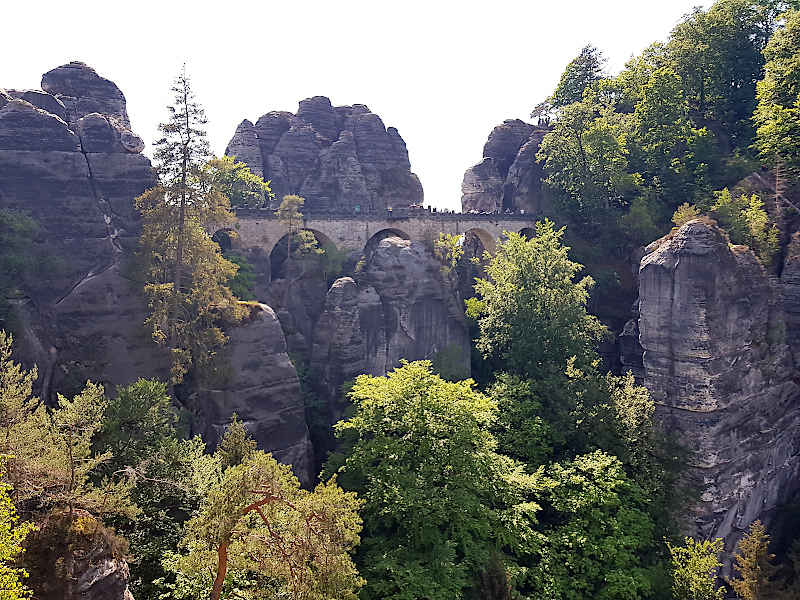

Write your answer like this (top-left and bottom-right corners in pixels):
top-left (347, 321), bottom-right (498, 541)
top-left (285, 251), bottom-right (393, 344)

top-left (135, 68), bottom-right (246, 384)
top-left (727, 520), bottom-right (782, 600)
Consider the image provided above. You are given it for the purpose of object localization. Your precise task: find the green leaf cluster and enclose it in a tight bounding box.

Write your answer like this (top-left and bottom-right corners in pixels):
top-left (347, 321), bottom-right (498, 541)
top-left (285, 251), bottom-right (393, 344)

top-left (712, 188), bottom-right (779, 263)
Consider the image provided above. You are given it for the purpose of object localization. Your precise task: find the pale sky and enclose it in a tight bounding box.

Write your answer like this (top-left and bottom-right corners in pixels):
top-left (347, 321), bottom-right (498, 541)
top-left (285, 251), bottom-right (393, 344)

top-left (3, 0), bottom-right (708, 211)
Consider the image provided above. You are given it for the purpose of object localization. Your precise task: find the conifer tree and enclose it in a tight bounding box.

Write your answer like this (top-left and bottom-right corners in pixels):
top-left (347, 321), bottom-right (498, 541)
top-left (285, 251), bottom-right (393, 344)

top-left (135, 68), bottom-right (246, 383)
top-left (727, 520), bottom-right (782, 600)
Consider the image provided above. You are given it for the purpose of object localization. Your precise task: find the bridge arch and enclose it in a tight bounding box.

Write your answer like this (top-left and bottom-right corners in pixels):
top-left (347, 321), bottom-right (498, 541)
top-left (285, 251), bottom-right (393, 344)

top-left (268, 228), bottom-right (339, 279)
top-left (364, 228), bottom-right (411, 259)
top-left (464, 227), bottom-right (496, 256)
top-left (212, 228), bottom-right (242, 252)
top-left (518, 226), bottom-right (537, 240)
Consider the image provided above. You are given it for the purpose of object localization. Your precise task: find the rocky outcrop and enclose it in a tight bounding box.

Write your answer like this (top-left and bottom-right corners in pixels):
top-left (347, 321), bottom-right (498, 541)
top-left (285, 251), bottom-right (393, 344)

top-left (40, 61), bottom-right (130, 129)
top-left (1, 65), bottom-right (312, 486)
top-left (190, 304), bottom-right (313, 485)
top-left (638, 218), bottom-right (800, 549)
top-left (462, 120), bottom-right (548, 214)
top-left (225, 98), bottom-right (423, 211)
top-left (0, 65), bottom-right (156, 399)
top-left (311, 237), bottom-right (470, 417)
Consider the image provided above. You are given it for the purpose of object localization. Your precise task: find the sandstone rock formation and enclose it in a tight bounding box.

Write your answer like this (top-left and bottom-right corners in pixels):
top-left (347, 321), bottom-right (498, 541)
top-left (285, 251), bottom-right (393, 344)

top-left (461, 119), bottom-right (548, 214)
top-left (225, 98), bottom-right (423, 211)
top-left (310, 237), bottom-right (470, 419)
top-left (1, 64), bottom-right (312, 485)
top-left (637, 218), bottom-right (800, 552)
top-left (0, 64), bottom-right (158, 396)
top-left (189, 303), bottom-right (313, 486)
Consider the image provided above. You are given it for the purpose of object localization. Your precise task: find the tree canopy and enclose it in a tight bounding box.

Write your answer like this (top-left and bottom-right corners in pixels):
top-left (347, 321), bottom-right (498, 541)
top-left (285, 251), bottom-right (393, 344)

top-left (466, 222), bottom-right (606, 379)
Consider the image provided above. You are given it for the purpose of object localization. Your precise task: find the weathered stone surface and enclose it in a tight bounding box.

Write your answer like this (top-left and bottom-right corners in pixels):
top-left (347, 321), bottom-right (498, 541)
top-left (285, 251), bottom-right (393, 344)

top-left (311, 277), bottom-right (386, 419)
top-left (462, 120), bottom-right (549, 214)
top-left (272, 126), bottom-right (321, 195)
top-left (226, 98), bottom-right (423, 210)
top-left (76, 113), bottom-right (123, 153)
top-left (73, 113), bottom-right (144, 155)
top-left (353, 113), bottom-right (406, 170)
top-left (6, 89), bottom-right (68, 121)
top-left (41, 61), bottom-right (130, 128)
top-left (638, 218), bottom-right (800, 548)
top-left (363, 237), bottom-right (470, 370)
top-left (86, 152), bottom-right (153, 226)
top-left (16, 264), bottom-right (171, 402)
top-left (461, 158), bottom-right (503, 213)
top-left (119, 129), bottom-right (144, 153)
top-left (297, 96), bottom-right (338, 142)
top-left (0, 99), bottom-right (79, 151)
top-left (255, 111), bottom-right (293, 162)
top-left (780, 231), bottom-right (800, 370)
top-left (506, 130), bottom-right (547, 213)
top-left (224, 119), bottom-right (264, 178)
top-left (76, 557), bottom-right (134, 600)
top-left (190, 304), bottom-right (313, 486)
top-left (483, 119), bottom-right (535, 178)
top-left (266, 260), bottom-right (331, 360)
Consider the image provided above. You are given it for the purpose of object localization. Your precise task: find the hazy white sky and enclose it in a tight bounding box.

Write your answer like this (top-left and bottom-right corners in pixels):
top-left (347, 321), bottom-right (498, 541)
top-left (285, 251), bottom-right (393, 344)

top-left (3, 0), bottom-right (708, 211)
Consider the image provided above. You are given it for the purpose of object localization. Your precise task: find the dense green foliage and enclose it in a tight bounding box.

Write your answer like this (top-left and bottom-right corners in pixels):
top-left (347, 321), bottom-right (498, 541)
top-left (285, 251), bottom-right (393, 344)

top-left (668, 538), bottom-right (726, 600)
top-left (0, 460), bottom-right (34, 599)
top-left (205, 155), bottom-right (272, 208)
top-left (466, 223), bottom-right (606, 379)
top-left (330, 361), bottom-right (540, 600)
top-left (163, 421), bottom-right (363, 600)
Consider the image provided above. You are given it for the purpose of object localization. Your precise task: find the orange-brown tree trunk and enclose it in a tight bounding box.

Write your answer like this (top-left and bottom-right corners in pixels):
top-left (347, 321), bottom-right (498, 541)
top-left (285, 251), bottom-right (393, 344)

top-left (210, 541), bottom-right (228, 600)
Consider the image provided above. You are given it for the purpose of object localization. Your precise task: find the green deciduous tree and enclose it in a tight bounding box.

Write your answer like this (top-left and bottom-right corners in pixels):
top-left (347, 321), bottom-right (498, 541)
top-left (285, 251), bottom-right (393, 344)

top-left (466, 223), bottom-right (606, 379)
top-left (754, 9), bottom-right (800, 194)
top-left (530, 451), bottom-right (656, 600)
top-left (165, 422), bottom-right (363, 600)
top-left (537, 99), bottom-right (639, 229)
top-left (135, 69), bottom-right (246, 384)
top-left (666, 0), bottom-right (768, 150)
top-left (330, 361), bottom-right (541, 600)
top-left (669, 537), bottom-right (726, 600)
top-left (712, 188), bottom-right (779, 264)
top-left (206, 155), bottom-right (272, 208)
top-left (0, 459), bottom-right (34, 600)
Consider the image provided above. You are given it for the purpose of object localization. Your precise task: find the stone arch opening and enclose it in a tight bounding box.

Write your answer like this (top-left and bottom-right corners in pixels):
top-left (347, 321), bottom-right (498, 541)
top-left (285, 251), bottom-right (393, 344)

top-left (212, 228), bottom-right (240, 252)
top-left (364, 228), bottom-right (411, 259)
top-left (464, 228), bottom-right (496, 256)
top-left (268, 229), bottom-right (338, 280)
top-left (519, 227), bottom-right (537, 240)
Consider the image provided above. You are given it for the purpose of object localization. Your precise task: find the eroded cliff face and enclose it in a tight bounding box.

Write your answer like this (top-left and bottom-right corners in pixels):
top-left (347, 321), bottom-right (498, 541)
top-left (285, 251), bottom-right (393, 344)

top-left (0, 64), bottom-right (312, 484)
top-left (637, 218), bottom-right (800, 548)
top-left (0, 62), bottom-right (162, 397)
top-left (225, 97), bottom-right (424, 211)
top-left (310, 237), bottom-right (470, 419)
top-left (189, 304), bottom-right (313, 487)
top-left (461, 119), bottom-right (548, 214)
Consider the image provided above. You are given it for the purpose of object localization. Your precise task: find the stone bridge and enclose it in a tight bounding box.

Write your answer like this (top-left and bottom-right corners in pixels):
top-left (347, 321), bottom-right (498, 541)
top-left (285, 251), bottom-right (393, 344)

top-left (230, 207), bottom-right (542, 256)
